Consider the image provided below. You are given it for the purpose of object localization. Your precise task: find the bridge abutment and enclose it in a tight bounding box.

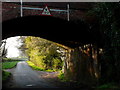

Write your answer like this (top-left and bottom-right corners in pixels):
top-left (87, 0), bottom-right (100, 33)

top-left (64, 47), bottom-right (98, 85)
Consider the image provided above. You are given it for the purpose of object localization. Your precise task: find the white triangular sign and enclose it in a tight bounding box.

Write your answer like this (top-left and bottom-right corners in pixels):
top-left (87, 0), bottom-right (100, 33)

top-left (42, 6), bottom-right (51, 16)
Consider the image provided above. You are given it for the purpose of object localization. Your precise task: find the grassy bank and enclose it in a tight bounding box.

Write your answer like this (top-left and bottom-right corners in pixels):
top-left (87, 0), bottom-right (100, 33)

top-left (58, 71), bottom-right (65, 81)
top-left (2, 60), bottom-right (19, 82)
top-left (2, 70), bottom-right (11, 82)
top-left (26, 61), bottom-right (56, 72)
top-left (2, 58), bottom-right (27, 62)
top-left (96, 83), bottom-right (119, 89)
top-left (2, 61), bottom-right (18, 69)
top-left (2, 58), bottom-right (13, 61)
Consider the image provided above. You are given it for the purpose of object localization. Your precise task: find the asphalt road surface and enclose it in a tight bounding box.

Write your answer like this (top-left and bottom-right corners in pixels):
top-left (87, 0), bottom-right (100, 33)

top-left (3, 61), bottom-right (63, 88)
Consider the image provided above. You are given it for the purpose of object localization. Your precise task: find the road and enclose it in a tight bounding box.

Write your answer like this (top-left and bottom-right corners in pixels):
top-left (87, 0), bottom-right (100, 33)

top-left (3, 61), bottom-right (65, 88)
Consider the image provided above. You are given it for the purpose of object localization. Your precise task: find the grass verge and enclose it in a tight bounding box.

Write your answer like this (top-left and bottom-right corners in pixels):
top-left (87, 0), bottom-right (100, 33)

top-left (57, 70), bottom-right (69, 82)
top-left (97, 83), bottom-right (119, 89)
top-left (2, 58), bottom-right (12, 61)
top-left (2, 61), bottom-right (19, 82)
top-left (58, 71), bottom-right (65, 81)
top-left (2, 70), bottom-right (11, 82)
top-left (26, 61), bottom-right (56, 72)
top-left (2, 61), bottom-right (18, 69)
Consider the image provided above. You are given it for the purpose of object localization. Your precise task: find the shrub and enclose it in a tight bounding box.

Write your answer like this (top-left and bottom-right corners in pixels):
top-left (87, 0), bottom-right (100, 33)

top-left (25, 36), bottom-right (64, 71)
top-left (53, 58), bottom-right (63, 70)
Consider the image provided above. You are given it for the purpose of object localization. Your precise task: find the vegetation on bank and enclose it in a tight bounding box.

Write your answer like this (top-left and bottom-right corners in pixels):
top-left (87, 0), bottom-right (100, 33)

top-left (2, 61), bottom-right (18, 69)
top-left (96, 83), bottom-right (119, 89)
top-left (2, 57), bottom-right (27, 62)
top-left (2, 70), bottom-right (11, 82)
top-left (2, 58), bottom-right (13, 61)
top-left (2, 59), bottom-right (19, 82)
top-left (25, 36), bottom-right (64, 71)
top-left (58, 71), bottom-right (66, 81)
top-left (27, 60), bottom-right (58, 72)
top-left (88, 2), bottom-right (120, 86)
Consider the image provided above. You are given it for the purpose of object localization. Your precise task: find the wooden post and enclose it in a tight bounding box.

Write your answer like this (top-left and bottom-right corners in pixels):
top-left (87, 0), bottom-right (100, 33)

top-left (67, 4), bottom-right (70, 21)
top-left (1, 40), bottom-right (7, 57)
top-left (20, 0), bottom-right (23, 17)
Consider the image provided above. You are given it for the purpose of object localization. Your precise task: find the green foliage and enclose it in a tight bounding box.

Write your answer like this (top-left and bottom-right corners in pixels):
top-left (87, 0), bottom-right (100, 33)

top-left (45, 69), bottom-right (55, 72)
top-left (53, 58), bottom-right (63, 70)
top-left (26, 61), bottom-right (45, 71)
top-left (2, 58), bottom-right (12, 61)
top-left (25, 36), bottom-right (63, 71)
top-left (2, 61), bottom-right (18, 69)
top-left (58, 70), bottom-right (69, 82)
top-left (2, 70), bottom-right (11, 81)
top-left (97, 83), bottom-right (119, 89)
top-left (89, 2), bottom-right (120, 83)
top-left (58, 71), bottom-right (64, 80)
top-left (2, 58), bottom-right (14, 62)
top-left (26, 61), bottom-right (55, 72)
top-left (2, 58), bottom-right (24, 62)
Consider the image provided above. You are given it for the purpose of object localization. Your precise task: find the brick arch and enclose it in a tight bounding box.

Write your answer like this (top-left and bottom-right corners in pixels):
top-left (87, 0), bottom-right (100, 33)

top-left (2, 15), bottom-right (103, 85)
top-left (2, 15), bottom-right (100, 48)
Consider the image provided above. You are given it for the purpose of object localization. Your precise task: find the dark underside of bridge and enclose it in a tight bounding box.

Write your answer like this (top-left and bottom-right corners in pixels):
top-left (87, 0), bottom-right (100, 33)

top-left (2, 15), bottom-right (103, 48)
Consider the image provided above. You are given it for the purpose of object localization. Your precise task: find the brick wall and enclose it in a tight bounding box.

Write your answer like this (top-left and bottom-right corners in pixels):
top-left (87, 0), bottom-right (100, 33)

top-left (2, 2), bottom-right (94, 22)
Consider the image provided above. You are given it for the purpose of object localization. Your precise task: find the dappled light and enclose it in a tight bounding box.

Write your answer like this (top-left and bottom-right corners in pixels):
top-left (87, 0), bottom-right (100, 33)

top-left (25, 36), bottom-right (65, 71)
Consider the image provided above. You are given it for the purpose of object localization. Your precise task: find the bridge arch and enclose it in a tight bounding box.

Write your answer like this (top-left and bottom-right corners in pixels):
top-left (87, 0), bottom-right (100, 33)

top-left (2, 15), bottom-right (101, 47)
top-left (2, 15), bottom-right (102, 85)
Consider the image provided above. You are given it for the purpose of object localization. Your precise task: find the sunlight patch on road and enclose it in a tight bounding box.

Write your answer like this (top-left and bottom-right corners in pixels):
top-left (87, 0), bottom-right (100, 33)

top-left (26, 84), bottom-right (36, 87)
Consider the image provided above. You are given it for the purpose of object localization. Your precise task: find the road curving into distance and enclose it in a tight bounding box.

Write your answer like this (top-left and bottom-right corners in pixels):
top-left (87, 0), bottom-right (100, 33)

top-left (3, 61), bottom-right (59, 88)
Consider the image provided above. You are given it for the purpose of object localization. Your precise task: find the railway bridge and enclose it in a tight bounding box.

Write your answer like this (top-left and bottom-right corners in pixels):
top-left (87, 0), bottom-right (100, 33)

top-left (2, 2), bottom-right (104, 86)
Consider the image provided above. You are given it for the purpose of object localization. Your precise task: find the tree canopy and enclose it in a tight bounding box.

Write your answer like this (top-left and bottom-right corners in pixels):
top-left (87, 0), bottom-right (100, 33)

top-left (89, 2), bottom-right (120, 83)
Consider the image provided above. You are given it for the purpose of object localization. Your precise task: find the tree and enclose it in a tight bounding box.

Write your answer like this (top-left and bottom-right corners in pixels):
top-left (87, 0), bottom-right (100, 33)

top-left (0, 40), bottom-right (7, 58)
top-left (89, 2), bottom-right (120, 83)
top-left (25, 36), bottom-right (63, 70)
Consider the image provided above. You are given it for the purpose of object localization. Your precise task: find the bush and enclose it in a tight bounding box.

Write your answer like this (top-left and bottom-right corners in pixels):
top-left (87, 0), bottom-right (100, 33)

top-left (25, 36), bottom-right (64, 71)
top-left (58, 71), bottom-right (66, 81)
top-left (53, 58), bottom-right (63, 70)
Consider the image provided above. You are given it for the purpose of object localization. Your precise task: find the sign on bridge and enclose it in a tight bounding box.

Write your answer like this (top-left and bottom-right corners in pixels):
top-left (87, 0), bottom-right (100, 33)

top-left (41, 5), bottom-right (52, 16)
top-left (20, 1), bottom-right (70, 21)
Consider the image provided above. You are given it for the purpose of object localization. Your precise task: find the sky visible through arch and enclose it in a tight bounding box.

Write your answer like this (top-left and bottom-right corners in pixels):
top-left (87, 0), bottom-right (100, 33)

top-left (5, 36), bottom-right (26, 58)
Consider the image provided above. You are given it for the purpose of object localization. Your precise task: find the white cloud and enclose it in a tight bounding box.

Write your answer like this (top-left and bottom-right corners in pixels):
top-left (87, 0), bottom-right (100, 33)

top-left (6, 47), bottom-right (20, 57)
